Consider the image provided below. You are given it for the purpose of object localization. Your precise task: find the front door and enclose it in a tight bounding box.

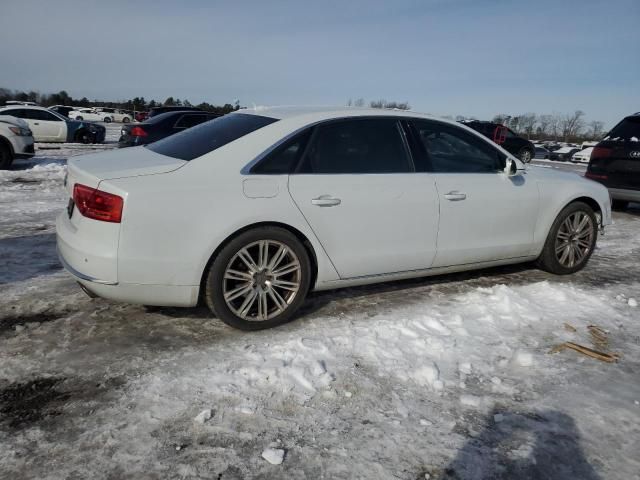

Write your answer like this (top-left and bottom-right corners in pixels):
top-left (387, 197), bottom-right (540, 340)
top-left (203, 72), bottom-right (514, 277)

top-left (410, 119), bottom-right (538, 267)
top-left (288, 117), bottom-right (440, 279)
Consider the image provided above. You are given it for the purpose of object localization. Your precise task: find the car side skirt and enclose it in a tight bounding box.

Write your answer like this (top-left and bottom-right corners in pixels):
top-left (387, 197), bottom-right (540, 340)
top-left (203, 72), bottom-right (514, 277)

top-left (313, 255), bottom-right (539, 291)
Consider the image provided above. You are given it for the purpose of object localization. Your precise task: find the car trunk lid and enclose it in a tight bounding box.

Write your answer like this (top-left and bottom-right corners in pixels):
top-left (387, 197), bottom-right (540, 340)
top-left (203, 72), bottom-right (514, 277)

top-left (66, 146), bottom-right (186, 194)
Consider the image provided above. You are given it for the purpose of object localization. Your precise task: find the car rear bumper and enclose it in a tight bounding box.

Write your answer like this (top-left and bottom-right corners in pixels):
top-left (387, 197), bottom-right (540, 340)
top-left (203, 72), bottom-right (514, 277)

top-left (56, 211), bottom-right (199, 307)
top-left (609, 188), bottom-right (640, 203)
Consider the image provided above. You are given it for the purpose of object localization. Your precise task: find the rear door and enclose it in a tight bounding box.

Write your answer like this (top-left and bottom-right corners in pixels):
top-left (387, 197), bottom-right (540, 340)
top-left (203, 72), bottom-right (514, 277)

top-left (288, 117), bottom-right (440, 278)
top-left (410, 119), bottom-right (538, 267)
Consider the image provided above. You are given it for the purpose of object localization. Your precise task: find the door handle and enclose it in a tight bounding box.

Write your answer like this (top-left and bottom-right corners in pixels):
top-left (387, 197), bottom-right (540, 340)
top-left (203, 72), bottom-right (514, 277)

top-left (33, 122), bottom-right (40, 125)
top-left (311, 195), bottom-right (341, 207)
top-left (444, 191), bottom-right (466, 201)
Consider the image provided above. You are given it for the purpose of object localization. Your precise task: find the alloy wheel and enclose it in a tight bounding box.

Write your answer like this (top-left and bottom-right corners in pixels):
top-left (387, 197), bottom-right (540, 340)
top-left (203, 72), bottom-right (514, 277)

top-left (554, 211), bottom-right (594, 268)
top-left (222, 240), bottom-right (302, 321)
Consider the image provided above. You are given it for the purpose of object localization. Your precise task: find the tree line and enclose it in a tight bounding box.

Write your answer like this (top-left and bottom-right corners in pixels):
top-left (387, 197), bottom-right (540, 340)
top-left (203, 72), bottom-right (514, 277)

top-left (0, 88), bottom-right (241, 115)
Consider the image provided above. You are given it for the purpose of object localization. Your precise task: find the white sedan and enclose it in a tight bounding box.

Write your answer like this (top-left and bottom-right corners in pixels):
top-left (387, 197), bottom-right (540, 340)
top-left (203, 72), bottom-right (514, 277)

top-left (57, 107), bottom-right (612, 330)
top-left (572, 147), bottom-right (594, 164)
top-left (68, 108), bottom-right (114, 122)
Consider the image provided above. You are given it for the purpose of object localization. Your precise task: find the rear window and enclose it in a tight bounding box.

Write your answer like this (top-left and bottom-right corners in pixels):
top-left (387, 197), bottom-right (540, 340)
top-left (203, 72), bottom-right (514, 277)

top-left (604, 116), bottom-right (640, 142)
top-left (147, 113), bottom-right (278, 161)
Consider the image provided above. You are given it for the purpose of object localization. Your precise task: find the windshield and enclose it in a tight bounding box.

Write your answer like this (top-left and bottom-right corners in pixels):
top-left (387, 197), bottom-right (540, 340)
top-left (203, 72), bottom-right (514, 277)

top-left (147, 113), bottom-right (278, 161)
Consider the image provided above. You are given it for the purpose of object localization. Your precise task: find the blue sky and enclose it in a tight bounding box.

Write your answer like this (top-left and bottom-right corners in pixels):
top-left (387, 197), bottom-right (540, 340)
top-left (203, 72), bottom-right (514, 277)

top-left (0, 0), bottom-right (638, 127)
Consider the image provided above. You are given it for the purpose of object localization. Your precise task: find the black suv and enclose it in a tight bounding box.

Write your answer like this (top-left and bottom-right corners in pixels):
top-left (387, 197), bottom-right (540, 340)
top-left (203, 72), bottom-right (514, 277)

top-left (586, 113), bottom-right (640, 209)
top-left (461, 121), bottom-right (535, 163)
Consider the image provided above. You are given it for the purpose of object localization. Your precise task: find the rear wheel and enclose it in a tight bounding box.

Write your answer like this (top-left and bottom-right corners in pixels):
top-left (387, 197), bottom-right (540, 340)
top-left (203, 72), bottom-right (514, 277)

top-left (518, 147), bottom-right (533, 163)
top-left (204, 227), bottom-right (311, 330)
top-left (537, 202), bottom-right (597, 274)
top-left (103, 117), bottom-right (112, 123)
top-left (0, 142), bottom-right (13, 170)
top-left (611, 200), bottom-right (629, 211)
top-left (75, 116), bottom-right (83, 121)
top-left (122, 117), bottom-right (131, 123)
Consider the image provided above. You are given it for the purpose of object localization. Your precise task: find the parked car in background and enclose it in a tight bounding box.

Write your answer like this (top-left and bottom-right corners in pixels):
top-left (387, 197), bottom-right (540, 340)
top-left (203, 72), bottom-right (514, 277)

top-left (0, 115), bottom-right (35, 169)
top-left (460, 120), bottom-right (535, 162)
top-left (5, 100), bottom-right (39, 106)
top-left (58, 107), bottom-right (611, 330)
top-left (549, 146), bottom-right (580, 161)
top-left (49, 105), bottom-right (78, 118)
top-left (68, 108), bottom-right (114, 122)
top-left (586, 112), bottom-right (640, 209)
top-left (135, 111), bottom-right (149, 122)
top-left (147, 105), bottom-right (203, 119)
top-left (0, 106), bottom-right (105, 143)
top-left (571, 147), bottom-right (594, 164)
top-left (118, 110), bottom-right (220, 147)
top-left (94, 107), bottom-right (133, 123)
top-left (534, 146), bottom-right (550, 159)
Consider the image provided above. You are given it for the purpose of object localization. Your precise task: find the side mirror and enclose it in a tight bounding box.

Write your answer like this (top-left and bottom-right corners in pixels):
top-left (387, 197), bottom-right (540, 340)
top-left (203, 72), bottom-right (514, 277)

top-left (505, 157), bottom-right (518, 176)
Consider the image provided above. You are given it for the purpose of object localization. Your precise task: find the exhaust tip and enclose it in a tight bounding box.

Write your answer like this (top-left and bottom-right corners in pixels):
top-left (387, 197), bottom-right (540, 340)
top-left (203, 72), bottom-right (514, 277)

top-left (78, 282), bottom-right (99, 299)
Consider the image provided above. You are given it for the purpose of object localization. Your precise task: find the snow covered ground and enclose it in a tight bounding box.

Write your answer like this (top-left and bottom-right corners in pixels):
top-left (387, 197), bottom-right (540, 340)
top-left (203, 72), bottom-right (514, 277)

top-left (1, 128), bottom-right (639, 479)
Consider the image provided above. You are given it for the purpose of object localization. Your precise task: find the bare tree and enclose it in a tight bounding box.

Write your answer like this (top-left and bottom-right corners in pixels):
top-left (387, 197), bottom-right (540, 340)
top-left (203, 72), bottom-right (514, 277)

top-left (354, 98), bottom-right (365, 107)
top-left (561, 110), bottom-right (585, 142)
top-left (518, 113), bottom-right (537, 139)
top-left (369, 99), bottom-right (411, 110)
top-left (588, 120), bottom-right (605, 140)
top-left (549, 113), bottom-right (563, 141)
top-left (537, 114), bottom-right (553, 137)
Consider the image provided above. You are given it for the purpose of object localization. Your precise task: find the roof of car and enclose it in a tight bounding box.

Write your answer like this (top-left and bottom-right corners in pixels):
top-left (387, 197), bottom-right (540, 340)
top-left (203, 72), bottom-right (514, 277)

top-left (237, 105), bottom-right (446, 123)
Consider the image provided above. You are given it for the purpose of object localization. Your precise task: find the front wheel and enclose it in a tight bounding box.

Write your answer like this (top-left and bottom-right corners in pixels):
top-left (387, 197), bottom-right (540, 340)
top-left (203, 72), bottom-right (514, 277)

top-left (75, 116), bottom-right (83, 121)
top-left (122, 117), bottom-right (130, 123)
top-left (103, 117), bottom-right (112, 123)
top-left (537, 202), bottom-right (597, 274)
top-left (204, 227), bottom-right (312, 330)
top-left (518, 148), bottom-right (533, 163)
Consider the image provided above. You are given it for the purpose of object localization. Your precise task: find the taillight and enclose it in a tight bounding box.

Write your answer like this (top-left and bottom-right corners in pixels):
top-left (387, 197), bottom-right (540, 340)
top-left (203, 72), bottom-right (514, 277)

top-left (73, 184), bottom-right (123, 223)
top-left (590, 146), bottom-right (611, 160)
top-left (130, 126), bottom-right (147, 137)
top-left (585, 171), bottom-right (608, 180)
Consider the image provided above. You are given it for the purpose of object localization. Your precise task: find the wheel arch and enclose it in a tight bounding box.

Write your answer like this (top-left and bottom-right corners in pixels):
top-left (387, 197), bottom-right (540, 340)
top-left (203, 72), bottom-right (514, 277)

top-left (197, 221), bottom-right (319, 302)
top-left (0, 135), bottom-right (15, 156)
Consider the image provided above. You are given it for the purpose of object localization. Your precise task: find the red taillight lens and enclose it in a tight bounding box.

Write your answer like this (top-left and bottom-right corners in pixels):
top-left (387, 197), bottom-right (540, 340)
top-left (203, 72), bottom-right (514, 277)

top-left (73, 184), bottom-right (123, 223)
top-left (130, 126), bottom-right (147, 137)
top-left (585, 171), bottom-right (608, 180)
top-left (590, 146), bottom-right (611, 160)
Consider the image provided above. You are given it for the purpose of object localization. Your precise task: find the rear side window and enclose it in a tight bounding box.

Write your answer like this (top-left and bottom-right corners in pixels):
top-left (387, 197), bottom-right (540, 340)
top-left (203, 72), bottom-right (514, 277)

top-left (174, 114), bottom-right (208, 129)
top-left (147, 113), bottom-right (278, 161)
top-left (605, 117), bottom-right (640, 142)
top-left (251, 129), bottom-right (312, 174)
top-left (297, 118), bottom-right (412, 174)
top-left (412, 120), bottom-right (503, 173)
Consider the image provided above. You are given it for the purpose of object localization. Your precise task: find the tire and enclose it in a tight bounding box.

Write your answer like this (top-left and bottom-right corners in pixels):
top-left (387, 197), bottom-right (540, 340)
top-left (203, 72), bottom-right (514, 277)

top-left (611, 200), bottom-right (629, 211)
top-left (518, 148), bottom-right (533, 163)
top-left (122, 117), bottom-right (130, 123)
top-left (76, 116), bottom-right (83, 121)
top-left (104, 117), bottom-right (112, 123)
top-left (74, 130), bottom-right (93, 144)
top-left (537, 201), bottom-right (597, 275)
top-left (204, 227), bottom-right (312, 330)
top-left (0, 142), bottom-right (13, 170)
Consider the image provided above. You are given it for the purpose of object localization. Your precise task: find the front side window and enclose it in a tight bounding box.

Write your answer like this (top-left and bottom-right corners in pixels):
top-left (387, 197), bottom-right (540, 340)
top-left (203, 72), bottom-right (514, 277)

top-left (297, 118), bottom-right (412, 174)
top-left (412, 120), bottom-right (504, 173)
top-left (147, 113), bottom-right (278, 161)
